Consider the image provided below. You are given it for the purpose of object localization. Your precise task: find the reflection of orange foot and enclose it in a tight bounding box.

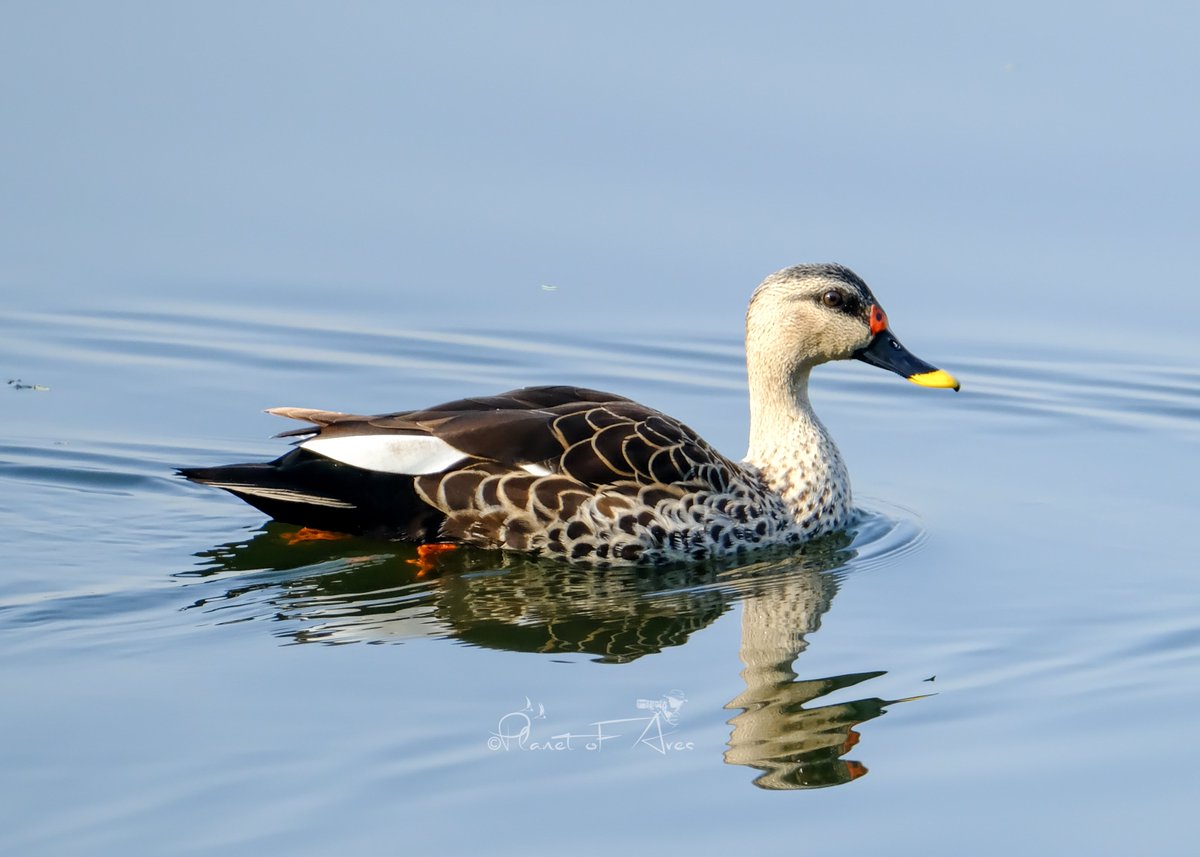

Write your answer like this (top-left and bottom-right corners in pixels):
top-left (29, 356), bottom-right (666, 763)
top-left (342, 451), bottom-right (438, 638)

top-left (406, 542), bottom-right (459, 577)
top-left (841, 728), bottom-right (861, 754)
top-left (281, 527), bottom-right (352, 545)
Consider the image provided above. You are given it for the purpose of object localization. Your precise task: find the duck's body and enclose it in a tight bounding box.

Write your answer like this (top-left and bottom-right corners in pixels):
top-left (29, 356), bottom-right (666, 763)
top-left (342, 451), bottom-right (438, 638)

top-left (182, 264), bottom-right (957, 565)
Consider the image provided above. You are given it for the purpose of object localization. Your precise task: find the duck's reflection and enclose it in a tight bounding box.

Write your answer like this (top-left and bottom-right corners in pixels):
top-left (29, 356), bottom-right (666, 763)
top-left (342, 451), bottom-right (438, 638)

top-left (182, 524), bottom-right (924, 789)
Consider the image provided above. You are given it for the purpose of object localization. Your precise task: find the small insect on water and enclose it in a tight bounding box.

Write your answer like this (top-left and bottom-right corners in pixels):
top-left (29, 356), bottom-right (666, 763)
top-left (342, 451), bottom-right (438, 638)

top-left (7, 379), bottom-right (50, 392)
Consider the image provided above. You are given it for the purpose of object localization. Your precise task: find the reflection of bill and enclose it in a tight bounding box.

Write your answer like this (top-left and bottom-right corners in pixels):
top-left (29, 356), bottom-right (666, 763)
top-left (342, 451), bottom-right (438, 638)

top-left (726, 670), bottom-right (911, 787)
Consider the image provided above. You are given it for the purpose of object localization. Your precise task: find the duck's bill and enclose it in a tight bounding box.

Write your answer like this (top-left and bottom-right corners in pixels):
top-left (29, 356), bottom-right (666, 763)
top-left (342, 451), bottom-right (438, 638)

top-left (854, 329), bottom-right (960, 391)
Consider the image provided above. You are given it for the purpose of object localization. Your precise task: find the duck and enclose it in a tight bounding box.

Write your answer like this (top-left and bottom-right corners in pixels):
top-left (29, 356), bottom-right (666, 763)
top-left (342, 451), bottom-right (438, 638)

top-left (181, 264), bottom-right (958, 565)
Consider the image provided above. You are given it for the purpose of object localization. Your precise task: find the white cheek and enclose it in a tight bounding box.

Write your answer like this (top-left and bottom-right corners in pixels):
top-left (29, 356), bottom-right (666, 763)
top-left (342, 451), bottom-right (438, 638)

top-left (301, 434), bottom-right (468, 475)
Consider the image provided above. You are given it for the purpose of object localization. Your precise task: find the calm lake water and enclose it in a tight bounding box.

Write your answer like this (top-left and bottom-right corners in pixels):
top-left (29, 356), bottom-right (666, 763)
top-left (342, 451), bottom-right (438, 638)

top-left (2, 4), bottom-right (1199, 856)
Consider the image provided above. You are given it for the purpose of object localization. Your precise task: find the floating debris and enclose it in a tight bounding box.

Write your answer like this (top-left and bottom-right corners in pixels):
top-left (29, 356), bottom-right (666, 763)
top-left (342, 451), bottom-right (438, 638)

top-left (7, 378), bottom-right (50, 392)
top-left (540, 284), bottom-right (558, 292)
top-left (923, 675), bottom-right (936, 682)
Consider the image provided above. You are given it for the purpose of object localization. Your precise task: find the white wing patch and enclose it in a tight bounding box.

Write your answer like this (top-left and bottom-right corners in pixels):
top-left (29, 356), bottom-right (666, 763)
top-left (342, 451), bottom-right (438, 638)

top-left (301, 434), bottom-right (468, 475)
top-left (520, 463), bottom-right (553, 477)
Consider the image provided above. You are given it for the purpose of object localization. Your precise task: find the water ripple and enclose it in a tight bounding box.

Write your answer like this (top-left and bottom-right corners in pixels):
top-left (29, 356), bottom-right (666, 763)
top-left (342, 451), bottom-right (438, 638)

top-left (941, 352), bottom-right (1200, 437)
top-left (8, 305), bottom-right (1196, 444)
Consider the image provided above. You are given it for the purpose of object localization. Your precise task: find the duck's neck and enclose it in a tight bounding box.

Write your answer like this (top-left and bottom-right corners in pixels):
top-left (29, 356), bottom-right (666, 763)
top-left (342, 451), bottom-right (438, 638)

top-left (743, 363), bottom-right (851, 527)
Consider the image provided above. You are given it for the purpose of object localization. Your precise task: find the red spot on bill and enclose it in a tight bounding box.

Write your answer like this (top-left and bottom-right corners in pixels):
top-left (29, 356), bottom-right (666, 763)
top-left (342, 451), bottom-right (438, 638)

top-left (869, 304), bottom-right (888, 335)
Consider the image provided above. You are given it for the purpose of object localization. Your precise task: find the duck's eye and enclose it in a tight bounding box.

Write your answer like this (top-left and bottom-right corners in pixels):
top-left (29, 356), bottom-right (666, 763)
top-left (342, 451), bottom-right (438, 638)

top-left (821, 290), bottom-right (845, 309)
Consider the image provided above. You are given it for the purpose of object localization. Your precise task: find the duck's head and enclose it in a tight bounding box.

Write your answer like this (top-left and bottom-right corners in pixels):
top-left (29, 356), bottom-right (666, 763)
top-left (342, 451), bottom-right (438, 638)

top-left (746, 264), bottom-right (959, 391)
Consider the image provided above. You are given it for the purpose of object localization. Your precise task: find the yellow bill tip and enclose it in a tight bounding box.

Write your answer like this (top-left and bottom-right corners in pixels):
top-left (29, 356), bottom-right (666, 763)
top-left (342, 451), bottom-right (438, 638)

top-left (907, 369), bottom-right (960, 391)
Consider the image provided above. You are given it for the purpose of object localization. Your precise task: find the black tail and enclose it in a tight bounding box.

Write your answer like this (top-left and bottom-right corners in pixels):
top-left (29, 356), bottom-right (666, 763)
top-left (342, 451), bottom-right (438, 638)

top-left (180, 448), bottom-right (444, 540)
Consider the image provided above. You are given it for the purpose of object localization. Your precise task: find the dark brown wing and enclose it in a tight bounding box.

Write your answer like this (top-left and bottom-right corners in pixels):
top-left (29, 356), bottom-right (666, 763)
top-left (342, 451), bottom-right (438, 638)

top-left (270, 385), bottom-right (739, 491)
top-left (188, 385), bottom-right (743, 548)
top-left (549, 400), bottom-right (738, 492)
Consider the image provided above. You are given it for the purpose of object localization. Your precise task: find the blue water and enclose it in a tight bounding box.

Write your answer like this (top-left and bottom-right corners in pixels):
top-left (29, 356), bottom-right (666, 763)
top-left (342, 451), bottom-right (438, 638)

top-left (2, 3), bottom-right (1199, 855)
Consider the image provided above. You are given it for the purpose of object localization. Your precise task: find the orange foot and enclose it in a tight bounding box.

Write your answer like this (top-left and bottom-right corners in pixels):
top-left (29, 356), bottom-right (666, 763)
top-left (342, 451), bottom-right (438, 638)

top-left (281, 527), bottom-right (352, 545)
top-left (406, 542), bottom-right (459, 577)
